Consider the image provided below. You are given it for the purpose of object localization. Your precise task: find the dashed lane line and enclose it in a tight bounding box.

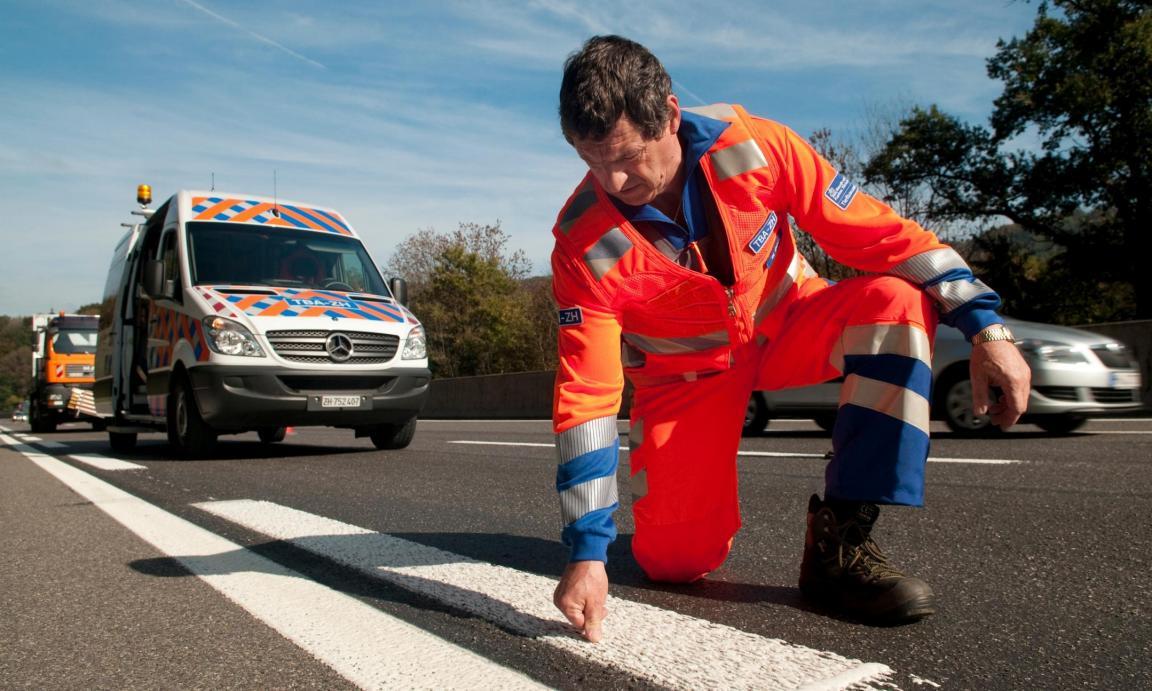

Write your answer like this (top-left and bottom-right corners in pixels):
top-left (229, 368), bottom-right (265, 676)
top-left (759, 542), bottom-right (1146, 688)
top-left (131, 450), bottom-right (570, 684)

top-left (68, 453), bottom-right (147, 471)
top-left (195, 498), bottom-right (895, 691)
top-left (0, 433), bottom-right (546, 690)
top-left (448, 440), bottom-right (1023, 465)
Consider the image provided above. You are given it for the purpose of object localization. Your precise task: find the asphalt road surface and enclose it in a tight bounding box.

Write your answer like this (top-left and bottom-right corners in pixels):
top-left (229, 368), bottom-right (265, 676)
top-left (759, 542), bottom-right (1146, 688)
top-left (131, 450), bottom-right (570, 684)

top-left (2, 416), bottom-right (1149, 690)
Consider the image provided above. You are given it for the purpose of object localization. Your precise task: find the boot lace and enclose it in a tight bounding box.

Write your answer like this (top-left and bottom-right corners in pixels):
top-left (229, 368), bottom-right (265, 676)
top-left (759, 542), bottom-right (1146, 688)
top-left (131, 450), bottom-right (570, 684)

top-left (831, 520), bottom-right (905, 582)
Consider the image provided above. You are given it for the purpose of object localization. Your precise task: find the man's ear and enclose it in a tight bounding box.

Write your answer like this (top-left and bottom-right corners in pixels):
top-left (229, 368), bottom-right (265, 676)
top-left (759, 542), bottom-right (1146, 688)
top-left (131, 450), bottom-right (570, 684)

top-left (667, 94), bottom-right (681, 135)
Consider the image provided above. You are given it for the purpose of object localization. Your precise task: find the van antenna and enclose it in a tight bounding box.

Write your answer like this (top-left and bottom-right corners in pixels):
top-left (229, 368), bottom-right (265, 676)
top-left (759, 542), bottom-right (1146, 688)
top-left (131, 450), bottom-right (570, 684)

top-left (272, 170), bottom-right (280, 217)
top-left (210, 172), bottom-right (215, 192)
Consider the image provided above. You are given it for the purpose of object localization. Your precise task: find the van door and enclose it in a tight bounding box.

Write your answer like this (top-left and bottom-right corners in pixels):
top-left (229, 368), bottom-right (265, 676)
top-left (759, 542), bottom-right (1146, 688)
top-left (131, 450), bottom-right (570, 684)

top-left (145, 227), bottom-right (182, 414)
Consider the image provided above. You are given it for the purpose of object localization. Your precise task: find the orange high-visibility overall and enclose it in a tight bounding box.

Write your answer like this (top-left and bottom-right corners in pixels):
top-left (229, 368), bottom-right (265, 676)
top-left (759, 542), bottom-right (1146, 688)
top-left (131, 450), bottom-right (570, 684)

top-left (551, 104), bottom-right (1001, 582)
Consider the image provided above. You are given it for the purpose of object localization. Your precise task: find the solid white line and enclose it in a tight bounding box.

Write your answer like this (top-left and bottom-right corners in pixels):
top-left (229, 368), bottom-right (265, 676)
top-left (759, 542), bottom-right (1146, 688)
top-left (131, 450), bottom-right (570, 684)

top-left (0, 434), bottom-right (545, 690)
top-left (1086, 430), bottom-right (1152, 435)
top-left (195, 498), bottom-right (895, 690)
top-left (32, 439), bottom-right (67, 449)
top-left (68, 454), bottom-right (146, 471)
top-left (449, 440), bottom-right (1021, 465)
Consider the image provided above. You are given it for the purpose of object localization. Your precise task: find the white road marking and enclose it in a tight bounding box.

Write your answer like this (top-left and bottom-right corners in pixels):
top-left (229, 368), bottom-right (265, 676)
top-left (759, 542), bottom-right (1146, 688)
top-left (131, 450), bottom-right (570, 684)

top-left (195, 498), bottom-right (895, 690)
top-left (1086, 430), bottom-right (1152, 435)
top-left (0, 434), bottom-right (545, 690)
top-left (68, 453), bottom-right (146, 471)
top-left (448, 440), bottom-right (1022, 464)
top-left (32, 439), bottom-right (67, 449)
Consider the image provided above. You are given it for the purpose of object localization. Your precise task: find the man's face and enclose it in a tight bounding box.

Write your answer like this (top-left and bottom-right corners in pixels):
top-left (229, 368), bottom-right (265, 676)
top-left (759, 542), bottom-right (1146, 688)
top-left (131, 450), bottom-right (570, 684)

top-left (572, 97), bottom-right (683, 208)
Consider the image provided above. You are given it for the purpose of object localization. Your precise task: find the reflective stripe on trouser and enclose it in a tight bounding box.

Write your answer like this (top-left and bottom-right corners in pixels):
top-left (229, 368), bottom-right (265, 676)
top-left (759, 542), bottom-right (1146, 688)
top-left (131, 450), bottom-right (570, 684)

top-left (627, 275), bottom-right (936, 583)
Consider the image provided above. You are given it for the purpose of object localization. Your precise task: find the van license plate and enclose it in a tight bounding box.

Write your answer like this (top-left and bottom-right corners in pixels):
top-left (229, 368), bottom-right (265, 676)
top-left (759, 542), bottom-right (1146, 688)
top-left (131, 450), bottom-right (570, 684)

top-left (1110, 372), bottom-right (1140, 389)
top-left (321, 395), bottom-right (363, 408)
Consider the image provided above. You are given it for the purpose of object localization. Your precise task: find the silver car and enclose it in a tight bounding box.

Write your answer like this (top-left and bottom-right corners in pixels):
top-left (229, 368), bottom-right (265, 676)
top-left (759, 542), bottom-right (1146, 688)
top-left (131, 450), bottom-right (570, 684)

top-left (745, 317), bottom-right (1144, 436)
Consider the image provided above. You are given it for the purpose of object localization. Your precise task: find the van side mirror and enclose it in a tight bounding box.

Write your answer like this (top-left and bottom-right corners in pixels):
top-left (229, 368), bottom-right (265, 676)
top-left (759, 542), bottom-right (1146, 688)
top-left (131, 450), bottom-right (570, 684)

top-left (143, 260), bottom-right (166, 298)
top-left (389, 277), bottom-right (408, 306)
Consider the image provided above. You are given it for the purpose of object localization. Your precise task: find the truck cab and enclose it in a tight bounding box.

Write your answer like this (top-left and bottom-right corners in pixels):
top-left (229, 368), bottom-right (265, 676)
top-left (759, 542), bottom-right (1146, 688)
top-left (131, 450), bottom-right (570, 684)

top-left (29, 313), bottom-right (99, 432)
top-left (94, 186), bottom-right (430, 456)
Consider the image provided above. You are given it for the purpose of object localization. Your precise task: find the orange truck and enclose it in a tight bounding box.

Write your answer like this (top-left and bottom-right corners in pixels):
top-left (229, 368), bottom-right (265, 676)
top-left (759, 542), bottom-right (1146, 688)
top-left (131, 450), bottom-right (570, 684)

top-left (29, 313), bottom-right (100, 432)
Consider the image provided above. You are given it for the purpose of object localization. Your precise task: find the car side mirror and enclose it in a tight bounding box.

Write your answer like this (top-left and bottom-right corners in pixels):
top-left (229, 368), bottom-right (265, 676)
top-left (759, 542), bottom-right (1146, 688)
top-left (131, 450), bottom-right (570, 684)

top-left (389, 277), bottom-right (408, 306)
top-left (143, 260), bottom-right (166, 298)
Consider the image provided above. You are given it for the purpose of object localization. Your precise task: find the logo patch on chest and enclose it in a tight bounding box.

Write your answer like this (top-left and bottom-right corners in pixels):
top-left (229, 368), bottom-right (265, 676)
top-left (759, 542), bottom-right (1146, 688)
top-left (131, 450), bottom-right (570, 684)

top-left (558, 307), bottom-right (583, 326)
top-left (747, 211), bottom-right (778, 254)
top-left (825, 173), bottom-right (859, 210)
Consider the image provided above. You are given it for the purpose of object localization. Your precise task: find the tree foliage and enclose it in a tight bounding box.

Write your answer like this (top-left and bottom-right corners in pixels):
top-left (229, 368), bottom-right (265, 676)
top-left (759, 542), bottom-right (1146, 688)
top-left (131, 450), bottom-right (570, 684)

top-left (865, 0), bottom-right (1152, 322)
top-left (385, 222), bottom-right (557, 377)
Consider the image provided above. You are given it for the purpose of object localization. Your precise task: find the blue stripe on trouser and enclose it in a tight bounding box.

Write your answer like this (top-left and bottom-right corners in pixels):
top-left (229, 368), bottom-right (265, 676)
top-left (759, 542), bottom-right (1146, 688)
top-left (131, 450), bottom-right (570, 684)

top-left (826, 353), bottom-right (933, 506)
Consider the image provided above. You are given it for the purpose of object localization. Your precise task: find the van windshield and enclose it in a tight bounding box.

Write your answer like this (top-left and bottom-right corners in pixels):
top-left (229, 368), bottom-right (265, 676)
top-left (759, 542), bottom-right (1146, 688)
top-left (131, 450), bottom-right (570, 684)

top-left (186, 222), bottom-right (390, 296)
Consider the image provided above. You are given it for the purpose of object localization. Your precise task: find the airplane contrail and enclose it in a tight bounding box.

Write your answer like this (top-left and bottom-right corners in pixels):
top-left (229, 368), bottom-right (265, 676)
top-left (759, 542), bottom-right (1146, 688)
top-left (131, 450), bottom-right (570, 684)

top-left (177, 0), bottom-right (326, 69)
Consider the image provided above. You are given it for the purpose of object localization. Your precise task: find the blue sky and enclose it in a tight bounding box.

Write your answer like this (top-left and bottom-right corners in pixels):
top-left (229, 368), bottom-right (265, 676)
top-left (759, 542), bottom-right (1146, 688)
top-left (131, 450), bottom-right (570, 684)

top-left (0, 0), bottom-right (1040, 316)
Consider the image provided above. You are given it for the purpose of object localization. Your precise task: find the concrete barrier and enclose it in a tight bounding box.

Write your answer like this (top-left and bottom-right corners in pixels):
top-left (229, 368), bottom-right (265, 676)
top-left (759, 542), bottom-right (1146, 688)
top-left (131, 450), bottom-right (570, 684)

top-left (422, 320), bottom-right (1152, 419)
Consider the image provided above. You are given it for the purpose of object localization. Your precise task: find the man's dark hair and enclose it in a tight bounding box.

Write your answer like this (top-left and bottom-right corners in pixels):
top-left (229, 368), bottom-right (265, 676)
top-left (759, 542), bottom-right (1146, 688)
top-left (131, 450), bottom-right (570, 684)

top-left (559, 35), bottom-right (673, 144)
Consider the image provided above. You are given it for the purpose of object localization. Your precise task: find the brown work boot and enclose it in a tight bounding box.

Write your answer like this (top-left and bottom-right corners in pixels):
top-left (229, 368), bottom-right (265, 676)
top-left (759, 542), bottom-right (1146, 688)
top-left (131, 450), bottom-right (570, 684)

top-left (799, 494), bottom-right (936, 625)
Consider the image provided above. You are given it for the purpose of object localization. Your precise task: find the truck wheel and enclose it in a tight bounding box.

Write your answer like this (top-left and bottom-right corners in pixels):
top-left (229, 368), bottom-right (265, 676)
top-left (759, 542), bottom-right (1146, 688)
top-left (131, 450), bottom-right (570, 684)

top-left (258, 427), bottom-right (287, 444)
top-left (369, 418), bottom-right (417, 450)
top-left (167, 378), bottom-right (217, 458)
top-left (29, 403), bottom-right (56, 434)
top-left (108, 431), bottom-right (137, 453)
top-left (743, 393), bottom-right (769, 437)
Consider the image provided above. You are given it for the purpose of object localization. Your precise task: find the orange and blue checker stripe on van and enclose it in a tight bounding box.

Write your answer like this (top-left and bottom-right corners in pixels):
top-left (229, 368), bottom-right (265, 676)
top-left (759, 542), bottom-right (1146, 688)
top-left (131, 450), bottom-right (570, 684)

top-left (191, 197), bottom-right (352, 235)
top-left (206, 288), bottom-right (406, 322)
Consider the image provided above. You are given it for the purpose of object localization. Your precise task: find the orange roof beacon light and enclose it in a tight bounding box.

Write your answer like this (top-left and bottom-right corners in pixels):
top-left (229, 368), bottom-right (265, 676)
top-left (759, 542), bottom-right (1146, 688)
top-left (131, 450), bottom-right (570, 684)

top-left (137, 184), bottom-right (152, 207)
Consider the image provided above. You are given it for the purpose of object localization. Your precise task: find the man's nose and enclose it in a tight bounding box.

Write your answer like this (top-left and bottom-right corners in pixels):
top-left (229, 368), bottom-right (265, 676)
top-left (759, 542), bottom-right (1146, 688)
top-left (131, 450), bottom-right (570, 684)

top-left (603, 169), bottom-right (629, 193)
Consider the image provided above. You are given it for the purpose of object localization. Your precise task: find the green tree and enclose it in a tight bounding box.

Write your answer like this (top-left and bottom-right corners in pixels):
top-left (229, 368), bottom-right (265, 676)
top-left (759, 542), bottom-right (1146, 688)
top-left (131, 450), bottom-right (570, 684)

top-left (865, 0), bottom-right (1152, 321)
top-left (386, 222), bottom-right (556, 377)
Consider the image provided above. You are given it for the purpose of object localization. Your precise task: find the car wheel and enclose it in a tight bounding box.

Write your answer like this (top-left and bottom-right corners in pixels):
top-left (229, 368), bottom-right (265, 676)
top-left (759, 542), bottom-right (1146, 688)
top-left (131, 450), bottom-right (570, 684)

top-left (370, 417), bottom-right (417, 450)
top-left (167, 377), bottom-right (217, 458)
top-left (812, 412), bottom-right (837, 432)
top-left (743, 392), bottom-right (769, 436)
top-left (258, 426), bottom-right (287, 444)
top-left (108, 431), bottom-right (137, 453)
top-left (1033, 415), bottom-right (1087, 435)
top-left (937, 368), bottom-right (1001, 437)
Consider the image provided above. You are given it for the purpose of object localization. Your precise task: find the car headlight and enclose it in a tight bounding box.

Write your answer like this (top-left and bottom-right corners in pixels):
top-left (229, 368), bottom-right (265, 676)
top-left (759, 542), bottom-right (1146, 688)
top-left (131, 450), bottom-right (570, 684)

top-left (1015, 339), bottom-right (1091, 365)
top-left (203, 317), bottom-right (265, 357)
top-left (402, 325), bottom-right (426, 360)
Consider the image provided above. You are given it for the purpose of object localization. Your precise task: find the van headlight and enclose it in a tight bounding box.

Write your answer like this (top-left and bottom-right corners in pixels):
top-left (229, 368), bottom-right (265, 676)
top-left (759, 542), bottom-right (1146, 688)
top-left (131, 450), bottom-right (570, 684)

top-left (1015, 339), bottom-right (1091, 365)
top-left (402, 325), bottom-right (426, 360)
top-left (203, 317), bottom-right (265, 357)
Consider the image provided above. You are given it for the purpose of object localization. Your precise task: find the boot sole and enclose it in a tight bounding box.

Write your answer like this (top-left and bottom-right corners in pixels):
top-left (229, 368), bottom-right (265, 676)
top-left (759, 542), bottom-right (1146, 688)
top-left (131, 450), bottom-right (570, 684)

top-left (799, 583), bottom-right (936, 626)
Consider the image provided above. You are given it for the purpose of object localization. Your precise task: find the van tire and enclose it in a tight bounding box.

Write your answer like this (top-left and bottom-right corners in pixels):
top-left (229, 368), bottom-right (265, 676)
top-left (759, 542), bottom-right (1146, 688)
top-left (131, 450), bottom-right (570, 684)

top-left (370, 417), bottom-right (416, 450)
top-left (743, 393), bottom-right (769, 436)
top-left (109, 431), bottom-right (137, 453)
top-left (168, 377), bottom-right (217, 458)
top-left (258, 427), bottom-right (287, 444)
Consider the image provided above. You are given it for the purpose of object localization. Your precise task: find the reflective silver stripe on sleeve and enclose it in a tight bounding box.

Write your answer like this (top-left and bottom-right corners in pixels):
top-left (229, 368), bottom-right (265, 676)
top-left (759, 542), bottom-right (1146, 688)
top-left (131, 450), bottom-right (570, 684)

top-left (560, 475), bottom-right (619, 525)
top-left (684, 103), bottom-right (737, 120)
top-left (754, 250), bottom-right (803, 325)
top-left (926, 277), bottom-right (995, 314)
top-left (710, 139), bottom-right (769, 181)
top-left (558, 187), bottom-right (597, 235)
top-left (583, 227), bottom-right (632, 280)
top-left (622, 329), bottom-right (730, 354)
top-left (829, 323), bottom-right (932, 372)
top-left (555, 415), bottom-right (619, 464)
top-left (889, 247), bottom-right (969, 285)
top-left (839, 374), bottom-right (931, 436)
top-left (621, 341), bottom-right (646, 368)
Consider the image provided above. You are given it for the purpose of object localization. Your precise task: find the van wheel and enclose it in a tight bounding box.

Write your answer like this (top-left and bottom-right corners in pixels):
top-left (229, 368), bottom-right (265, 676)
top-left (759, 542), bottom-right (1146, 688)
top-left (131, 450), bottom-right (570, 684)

top-left (370, 418), bottom-right (417, 450)
top-left (109, 431), bottom-right (137, 453)
top-left (937, 368), bottom-right (1001, 437)
top-left (168, 377), bottom-right (217, 458)
top-left (743, 393), bottom-right (769, 436)
top-left (258, 427), bottom-right (287, 444)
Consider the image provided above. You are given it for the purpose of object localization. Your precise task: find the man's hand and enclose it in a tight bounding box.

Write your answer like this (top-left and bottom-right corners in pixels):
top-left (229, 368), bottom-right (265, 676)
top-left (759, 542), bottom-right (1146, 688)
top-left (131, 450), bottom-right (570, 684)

top-left (553, 560), bottom-right (608, 643)
top-left (969, 339), bottom-right (1032, 430)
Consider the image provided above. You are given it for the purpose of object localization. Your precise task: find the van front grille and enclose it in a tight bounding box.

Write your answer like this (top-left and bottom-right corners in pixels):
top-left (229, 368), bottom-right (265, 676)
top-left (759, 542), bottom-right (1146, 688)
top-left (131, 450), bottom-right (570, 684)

top-left (265, 329), bottom-right (399, 365)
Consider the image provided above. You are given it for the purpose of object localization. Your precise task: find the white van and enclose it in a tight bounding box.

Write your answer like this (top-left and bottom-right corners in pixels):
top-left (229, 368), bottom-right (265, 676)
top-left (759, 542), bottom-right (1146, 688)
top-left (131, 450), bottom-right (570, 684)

top-left (94, 186), bottom-right (430, 457)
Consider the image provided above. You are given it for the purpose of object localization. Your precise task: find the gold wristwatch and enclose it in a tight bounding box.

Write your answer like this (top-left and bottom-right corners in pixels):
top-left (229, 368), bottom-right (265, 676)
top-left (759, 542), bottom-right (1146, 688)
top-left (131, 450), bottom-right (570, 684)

top-left (971, 324), bottom-right (1015, 345)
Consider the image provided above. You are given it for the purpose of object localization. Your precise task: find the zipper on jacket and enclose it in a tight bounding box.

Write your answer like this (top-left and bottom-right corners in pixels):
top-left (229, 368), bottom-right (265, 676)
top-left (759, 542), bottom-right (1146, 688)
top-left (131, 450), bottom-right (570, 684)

top-left (725, 287), bottom-right (737, 318)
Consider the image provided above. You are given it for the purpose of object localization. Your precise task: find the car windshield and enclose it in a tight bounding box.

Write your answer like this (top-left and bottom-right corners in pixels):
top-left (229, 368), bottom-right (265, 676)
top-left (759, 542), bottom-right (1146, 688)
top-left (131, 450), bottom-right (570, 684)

top-left (52, 330), bottom-right (98, 354)
top-left (186, 221), bottom-right (390, 296)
